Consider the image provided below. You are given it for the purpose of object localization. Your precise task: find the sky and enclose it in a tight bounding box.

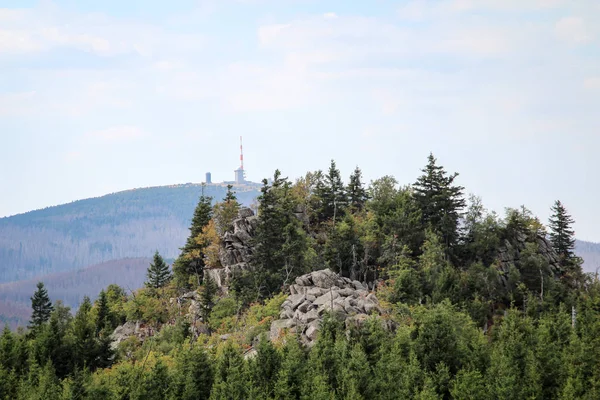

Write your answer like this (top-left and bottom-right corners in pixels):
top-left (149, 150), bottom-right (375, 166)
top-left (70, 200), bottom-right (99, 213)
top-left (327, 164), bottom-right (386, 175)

top-left (0, 0), bottom-right (599, 241)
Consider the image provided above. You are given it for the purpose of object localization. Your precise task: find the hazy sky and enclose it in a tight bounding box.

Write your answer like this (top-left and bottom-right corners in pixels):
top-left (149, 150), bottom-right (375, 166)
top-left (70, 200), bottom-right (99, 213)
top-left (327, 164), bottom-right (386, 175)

top-left (1, 0), bottom-right (599, 241)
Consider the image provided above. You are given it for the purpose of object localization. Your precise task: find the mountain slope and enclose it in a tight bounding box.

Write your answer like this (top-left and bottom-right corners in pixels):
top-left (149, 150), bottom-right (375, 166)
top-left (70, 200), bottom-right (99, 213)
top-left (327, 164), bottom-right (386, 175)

top-left (576, 240), bottom-right (600, 274)
top-left (0, 183), bottom-right (260, 283)
top-left (0, 257), bottom-right (152, 329)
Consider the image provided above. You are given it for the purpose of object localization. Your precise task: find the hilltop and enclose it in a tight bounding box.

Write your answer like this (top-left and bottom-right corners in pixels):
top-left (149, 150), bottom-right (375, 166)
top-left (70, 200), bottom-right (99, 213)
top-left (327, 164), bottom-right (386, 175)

top-left (0, 183), bottom-right (261, 283)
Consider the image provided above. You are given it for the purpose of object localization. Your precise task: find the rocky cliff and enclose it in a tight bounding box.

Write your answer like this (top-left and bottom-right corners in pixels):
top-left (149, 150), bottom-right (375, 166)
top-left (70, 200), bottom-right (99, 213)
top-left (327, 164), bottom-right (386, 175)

top-left (270, 269), bottom-right (386, 345)
top-left (205, 207), bottom-right (257, 288)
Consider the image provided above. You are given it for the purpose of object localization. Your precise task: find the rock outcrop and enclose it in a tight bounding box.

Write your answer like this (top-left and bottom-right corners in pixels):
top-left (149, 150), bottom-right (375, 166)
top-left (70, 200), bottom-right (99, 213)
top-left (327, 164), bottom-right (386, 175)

top-left (270, 269), bottom-right (384, 345)
top-left (110, 321), bottom-right (156, 351)
top-left (497, 232), bottom-right (562, 287)
top-left (205, 207), bottom-right (258, 288)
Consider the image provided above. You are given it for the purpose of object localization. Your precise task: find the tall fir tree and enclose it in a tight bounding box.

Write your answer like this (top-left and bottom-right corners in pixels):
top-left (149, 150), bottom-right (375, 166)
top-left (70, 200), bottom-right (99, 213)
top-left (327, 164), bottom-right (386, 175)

top-left (224, 184), bottom-right (237, 203)
top-left (347, 166), bottom-right (368, 213)
top-left (29, 282), bottom-right (53, 333)
top-left (95, 290), bottom-right (110, 335)
top-left (413, 153), bottom-right (466, 254)
top-left (145, 251), bottom-right (172, 290)
top-left (174, 189), bottom-right (213, 287)
top-left (201, 274), bottom-right (218, 323)
top-left (72, 296), bottom-right (98, 369)
top-left (316, 160), bottom-right (347, 222)
top-left (249, 170), bottom-right (308, 299)
top-left (548, 200), bottom-right (576, 267)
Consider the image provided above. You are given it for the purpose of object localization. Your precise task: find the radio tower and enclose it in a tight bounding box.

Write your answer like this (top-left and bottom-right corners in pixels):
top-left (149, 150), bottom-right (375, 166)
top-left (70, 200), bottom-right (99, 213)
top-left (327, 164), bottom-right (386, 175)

top-left (240, 136), bottom-right (244, 171)
top-left (234, 136), bottom-right (246, 184)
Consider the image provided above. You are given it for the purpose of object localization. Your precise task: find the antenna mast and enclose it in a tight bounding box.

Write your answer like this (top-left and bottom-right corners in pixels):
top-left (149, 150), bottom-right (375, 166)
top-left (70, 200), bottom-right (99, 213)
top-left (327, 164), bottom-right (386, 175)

top-left (240, 135), bottom-right (244, 171)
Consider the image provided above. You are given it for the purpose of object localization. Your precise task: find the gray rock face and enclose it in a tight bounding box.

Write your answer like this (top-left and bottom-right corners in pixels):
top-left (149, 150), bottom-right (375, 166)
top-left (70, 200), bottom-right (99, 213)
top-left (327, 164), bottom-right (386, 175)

top-left (496, 233), bottom-right (562, 287)
top-left (270, 269), bottom-right (384, 344)
top-left (205, 207), bottom-right (258, 288)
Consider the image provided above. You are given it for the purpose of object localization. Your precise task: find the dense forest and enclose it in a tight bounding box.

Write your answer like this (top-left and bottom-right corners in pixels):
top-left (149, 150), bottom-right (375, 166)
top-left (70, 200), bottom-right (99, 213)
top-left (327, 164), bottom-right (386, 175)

top-left (0, 184), bottom-right (259, 283)
top-left (0, 258), bottom-right (152, 329)
top-left (2, 154), bottom-right (600, 399)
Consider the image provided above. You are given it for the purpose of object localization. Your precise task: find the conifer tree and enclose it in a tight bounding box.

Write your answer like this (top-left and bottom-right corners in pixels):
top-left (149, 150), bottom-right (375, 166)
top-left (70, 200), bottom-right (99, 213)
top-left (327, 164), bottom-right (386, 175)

top-left (347, 166), bottom-right (368, 213)
top-left (145, 251), bottom-right (172, 290)
top-left (548, 200), bottom-right (578, 271)
top-left (95, 290), bottom-right (110, 335)
top-left (201, 274), bottom-right (218, 323)
top-left (249, 170), bottom-right (308, 299)
top-left (29, 282), bottom-right (53, 333)
top-left (171, 345), bottom-right (213, 400)
top-left (72, 296), bottom-right (98, 369)
top-left (174, 189), bottom-right (213, 287)
top-left (413, 153), bottom-right (466, 253)
top-left (224, 184), bottom-right (237, 203)
top-left (316, 160), bottom-right (347, 222)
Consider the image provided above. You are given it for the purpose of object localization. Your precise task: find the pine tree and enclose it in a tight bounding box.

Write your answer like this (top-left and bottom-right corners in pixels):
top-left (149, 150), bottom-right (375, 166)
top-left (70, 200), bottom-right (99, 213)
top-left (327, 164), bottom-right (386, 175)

top-left (347, 166), bottom-right (368, 213)
top-left (249, 170), bottom-right (308, 299)
top-left (29, 282), bottom-right (53, 333)
top-left (72, 296), bottom-right (98, 369)
top-left (95, 290), bottom-right (110, 335)
top-left (201, 274), bottom-right (218, 323)
top-left (316, 160), bottom-right (347, 222)
top-left (145, 251), bottom-right (172, 290)
top-left (548, 200), bottom-right (578, 272)
top-left (174, 190), bottom-right (213, 287)
top-left (413, 153), bottom-right (465, 254)
top-left (225, 184), bottom-right (237, 203)
top-left (171, 345), bottom-right (213, 400)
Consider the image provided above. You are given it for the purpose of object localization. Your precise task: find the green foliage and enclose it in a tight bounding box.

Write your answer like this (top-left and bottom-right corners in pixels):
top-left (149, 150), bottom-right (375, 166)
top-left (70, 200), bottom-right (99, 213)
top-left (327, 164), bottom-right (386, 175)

top-left (145, 251), bottom-right (172, 290)
top-left (29, 282), bottom-right (53, 334)
top-left (4, 154), bottom-right (600, 399)
top-left (209, 297), bottom-right (239, 332)
top-left (347, 166), bottom-right (368, 213)
top-left (174, 191), bottom-right (213, 288)
top-left (413, 153), bottom-right (466, 254)
top-left (248, 170), bottom-right (309, 301)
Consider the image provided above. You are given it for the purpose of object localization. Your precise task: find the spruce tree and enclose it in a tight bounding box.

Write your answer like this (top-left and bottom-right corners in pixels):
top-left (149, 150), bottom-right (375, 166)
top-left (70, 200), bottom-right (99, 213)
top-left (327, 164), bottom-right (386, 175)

top-left (95, 290), bottom-right (110, 335)
top-left (316, 160), bottom-right (347, 222)
top-left (347, 166), bottom-right (368, 213)
top-left (72, 297), bottom-right (97, 369)
top-left (145, 251), bottom-right (172, 290)
top-left (413, 153), bottom-right (466, 254)
top-left (250, 170), bottom-right (308, 299)
top-left (174, 189), bottom-right (213, 287)
top-left (548, 200), bottom-right (577, 269)
top-left (224, 184), bottom-right (237, 203)
top-left (201, 274), bottom-right (218, 323)
top-left (29, 282), bottom-right (53, 333)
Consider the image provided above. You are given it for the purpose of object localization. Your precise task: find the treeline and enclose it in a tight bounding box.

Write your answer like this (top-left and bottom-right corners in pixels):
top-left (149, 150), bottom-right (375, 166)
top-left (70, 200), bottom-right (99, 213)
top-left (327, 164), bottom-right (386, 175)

top-left (0, 258), bottom-right (151, 329)
top-left (0, 184), bottom-right (259, 283)
top-left (3, 299), bottom-right (600, 399)
top-left (1, 154), bottom-right (598, 399)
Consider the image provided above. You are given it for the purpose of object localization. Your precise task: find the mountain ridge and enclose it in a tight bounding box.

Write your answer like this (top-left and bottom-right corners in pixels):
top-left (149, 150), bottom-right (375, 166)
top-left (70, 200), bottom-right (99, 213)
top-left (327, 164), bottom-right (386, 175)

top-left (0, 182), bottom-right (261, 283)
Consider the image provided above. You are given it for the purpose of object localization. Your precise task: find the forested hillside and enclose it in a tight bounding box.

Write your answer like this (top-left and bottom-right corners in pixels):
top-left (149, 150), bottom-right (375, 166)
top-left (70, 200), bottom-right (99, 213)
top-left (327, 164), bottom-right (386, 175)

top-left (2, 155), bottom-right (599, 399)
top-left (0, 258), bottom-right (151, 329)
top-left (0, 183), bottom-right (259, 283)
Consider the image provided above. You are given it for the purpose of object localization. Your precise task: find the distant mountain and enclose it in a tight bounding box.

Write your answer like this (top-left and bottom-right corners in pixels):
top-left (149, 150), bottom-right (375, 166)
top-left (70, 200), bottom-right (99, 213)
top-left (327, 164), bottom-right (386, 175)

top-left (0, 257), bottom-right (152, 329)
top-left (576, 240), bottom-right (600, 274)
top-left (0, 183), bottom-right (260, 283)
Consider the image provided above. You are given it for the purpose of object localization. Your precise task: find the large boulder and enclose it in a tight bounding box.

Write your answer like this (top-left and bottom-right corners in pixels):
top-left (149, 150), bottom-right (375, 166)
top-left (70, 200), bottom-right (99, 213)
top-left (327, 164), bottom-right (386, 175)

top-left (269, 269), bottom-right (384, 345)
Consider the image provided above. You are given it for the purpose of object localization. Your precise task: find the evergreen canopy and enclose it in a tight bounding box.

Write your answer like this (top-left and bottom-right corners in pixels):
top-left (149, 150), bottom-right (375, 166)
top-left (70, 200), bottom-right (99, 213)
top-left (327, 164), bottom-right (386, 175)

top-left (146, 251), bottom-right (172, 289)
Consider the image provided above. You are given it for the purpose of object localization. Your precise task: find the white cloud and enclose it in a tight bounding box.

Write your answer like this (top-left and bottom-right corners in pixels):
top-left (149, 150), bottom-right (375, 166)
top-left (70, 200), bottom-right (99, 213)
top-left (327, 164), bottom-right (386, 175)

top-left (323, 12), bottom-right (338, 19)
top-left (86, 126), bottom-right (145, 142)
top-left (584, 77), bottom-right (600, 90)
top-left (258, 23), bottom-right (291, 46)
top-left (555, 17), bottom-right (592, 44)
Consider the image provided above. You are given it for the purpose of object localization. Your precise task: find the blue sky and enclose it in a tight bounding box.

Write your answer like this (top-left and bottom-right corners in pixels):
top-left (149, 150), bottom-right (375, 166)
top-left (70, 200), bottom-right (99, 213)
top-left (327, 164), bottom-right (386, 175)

top-left (1, 0), bottom-right (599, 241)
